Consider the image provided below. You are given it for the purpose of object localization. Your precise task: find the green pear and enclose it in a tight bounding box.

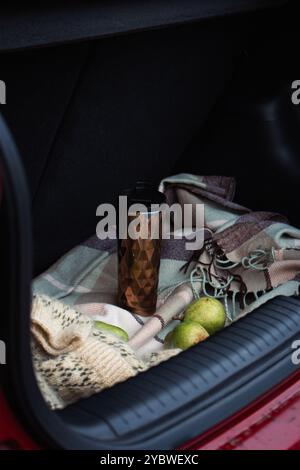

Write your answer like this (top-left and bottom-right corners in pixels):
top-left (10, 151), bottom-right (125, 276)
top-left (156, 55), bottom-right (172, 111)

top-left (164, 321), bottom-right (209, 350)
top-left (184, 297), bottom-right (226, 335)
top-left (94, 320), bottom-right (129, 342)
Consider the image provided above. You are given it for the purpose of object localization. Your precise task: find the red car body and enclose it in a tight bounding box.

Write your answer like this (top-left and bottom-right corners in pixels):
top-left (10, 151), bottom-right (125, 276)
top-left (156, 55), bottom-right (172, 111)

top-left (181, 371), bottom-right (300, 451)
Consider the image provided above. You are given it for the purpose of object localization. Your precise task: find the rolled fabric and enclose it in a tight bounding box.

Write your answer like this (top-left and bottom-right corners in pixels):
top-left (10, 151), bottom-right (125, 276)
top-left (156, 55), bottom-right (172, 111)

top-left (128, 282), bottom-right (201, 350)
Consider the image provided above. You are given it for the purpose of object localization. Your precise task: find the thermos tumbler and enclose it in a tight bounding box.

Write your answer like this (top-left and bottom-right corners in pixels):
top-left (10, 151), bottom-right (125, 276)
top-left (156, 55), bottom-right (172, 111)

top-left (118, 182), bottom-right (165, 316)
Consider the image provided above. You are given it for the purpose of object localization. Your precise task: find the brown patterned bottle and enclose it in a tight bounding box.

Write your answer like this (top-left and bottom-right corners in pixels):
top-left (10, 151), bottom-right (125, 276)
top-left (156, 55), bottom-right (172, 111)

top-left (118, 182), bottom-right (165, 316)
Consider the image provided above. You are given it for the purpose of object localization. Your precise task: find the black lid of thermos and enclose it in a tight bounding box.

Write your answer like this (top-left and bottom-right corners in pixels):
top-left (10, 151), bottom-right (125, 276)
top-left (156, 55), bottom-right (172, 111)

top-left (120, 181), bottom-right (166, 209)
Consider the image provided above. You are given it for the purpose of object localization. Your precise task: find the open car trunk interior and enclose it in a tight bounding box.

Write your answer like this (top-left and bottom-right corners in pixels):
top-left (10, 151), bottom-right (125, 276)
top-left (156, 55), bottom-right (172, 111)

top-left (1, 0), bottom-right (300, 450)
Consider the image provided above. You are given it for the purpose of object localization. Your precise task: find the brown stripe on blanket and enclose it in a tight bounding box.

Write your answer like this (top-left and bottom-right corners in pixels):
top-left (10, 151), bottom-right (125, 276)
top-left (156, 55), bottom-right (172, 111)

top-left (214, 212), bottom-right (289, 254)
top-left (82, 235), bottom-right (117, 253)
top-left (264, 269), bottom-right (273, 291)
top-left (202, 175), bottom-right (236, 201)
top-left (82, 234), bottom-right (194, 262)
top-left (160, 238), bottom-right (196, 262)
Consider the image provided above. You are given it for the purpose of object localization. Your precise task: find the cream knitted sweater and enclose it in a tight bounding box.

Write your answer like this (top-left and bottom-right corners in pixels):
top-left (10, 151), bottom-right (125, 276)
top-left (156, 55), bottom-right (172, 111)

top-left (31, 294), bottom-right (179, 410)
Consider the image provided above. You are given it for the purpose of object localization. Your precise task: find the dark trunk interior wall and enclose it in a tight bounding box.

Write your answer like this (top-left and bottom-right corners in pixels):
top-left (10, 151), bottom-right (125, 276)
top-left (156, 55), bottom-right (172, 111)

top-left (1, 19), bottom-right (247, 274)
top-left (0, 5), bottom-right (296, 275)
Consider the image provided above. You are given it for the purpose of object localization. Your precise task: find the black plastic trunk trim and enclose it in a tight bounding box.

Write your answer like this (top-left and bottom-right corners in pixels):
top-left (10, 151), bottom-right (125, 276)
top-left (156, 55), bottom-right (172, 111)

top-left (55, 296), bottom-right (300, 449)
top-left (0, 0), bottom-right (285, 51)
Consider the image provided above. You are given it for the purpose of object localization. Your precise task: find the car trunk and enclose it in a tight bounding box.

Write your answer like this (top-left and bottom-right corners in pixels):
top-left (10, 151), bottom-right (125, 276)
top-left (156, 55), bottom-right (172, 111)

top-left (1, 0), bottom-right (300, 450)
